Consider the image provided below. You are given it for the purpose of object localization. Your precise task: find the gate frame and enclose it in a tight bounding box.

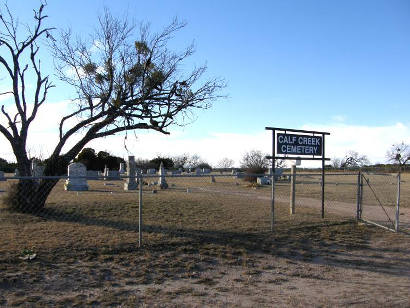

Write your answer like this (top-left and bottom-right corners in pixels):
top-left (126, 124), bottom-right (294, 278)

top-left (358, 172), bottom-right (401, 232)
top-left (265, 127), bottom-right (330, 231)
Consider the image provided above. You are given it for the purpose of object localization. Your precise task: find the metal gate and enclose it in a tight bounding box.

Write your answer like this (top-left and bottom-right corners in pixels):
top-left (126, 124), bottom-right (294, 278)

top-left (358, 173), bottom-right (400, 232)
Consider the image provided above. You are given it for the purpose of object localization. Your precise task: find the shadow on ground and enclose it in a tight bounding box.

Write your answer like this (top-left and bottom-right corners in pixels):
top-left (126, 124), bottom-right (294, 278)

top-left (18, 207), bottom-right (409, 279)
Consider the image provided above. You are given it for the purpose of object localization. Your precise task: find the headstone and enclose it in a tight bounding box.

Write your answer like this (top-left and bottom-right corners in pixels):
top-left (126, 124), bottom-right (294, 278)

top-left (124, 156), bottom-right (138, 190)
top-left (86, 170), bottom-right (99, 179)
top-left (158, 162), bottom-right (168, 189)
top-left (107, 170), bottom-right (121, 180)
top-left (104, 167), bottom-right (120, 180)
top-left (119, 162), bottom-right (126, 174)
top-left (33, 165), bottom-right (45, 177)
top-left (0, 171), bottom-right (5, 181)
top-left (31, 161), bottom-right (44, 178)
top-left (147, 168), bottom-right (156, 175)
top-left (31, 160), bottom-right (37, 173)
top-left (257, 176), bottom-right (271, 185)
top-left (65, 163), bottom-right (88, 191)
top-left (275, 168), bottom-right (284, 181)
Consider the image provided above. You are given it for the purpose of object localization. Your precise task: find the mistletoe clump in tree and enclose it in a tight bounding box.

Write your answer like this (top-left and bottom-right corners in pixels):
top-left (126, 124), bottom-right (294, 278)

top-left (0, 5), bottom-right (224, 212)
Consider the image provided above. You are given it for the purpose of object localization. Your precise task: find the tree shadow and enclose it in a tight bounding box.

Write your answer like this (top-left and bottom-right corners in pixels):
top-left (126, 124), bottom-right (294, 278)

top-left (34, 207), bottom-right (410, 279)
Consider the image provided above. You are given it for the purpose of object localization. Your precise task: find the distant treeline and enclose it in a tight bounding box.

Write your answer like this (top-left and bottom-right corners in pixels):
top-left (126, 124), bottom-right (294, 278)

top-left (0, 149), bottom-right (213, 173)
top-left (0, 158), bottom-right (17, 173)
top-left (74, 148), bottom-right (212, 171)
top-left (74, 148), bottom-right (125, 171)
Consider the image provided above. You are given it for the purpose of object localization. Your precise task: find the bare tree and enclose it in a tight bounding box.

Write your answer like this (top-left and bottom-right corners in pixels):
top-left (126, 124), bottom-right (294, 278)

top-left (331, 157), bottom-right (341, 169)
top-left (240, 150), bottom-right (285, 170)
top-left (386, 142), bottom-right (410, 172)
top-left (0, 4), bottom-right (54, 176)
top-left (340, 151), bottom-right (369, 169)
top-left (217, 157), bottom-right (234, 169)
top-left (172, 153), bottom-right (189, 169)
top-left (240, 150), bottom-right (269, 169)
top-left (184, 154), bottom-right (202, 169)
top-left (0, 5), bottom-right (225, 212)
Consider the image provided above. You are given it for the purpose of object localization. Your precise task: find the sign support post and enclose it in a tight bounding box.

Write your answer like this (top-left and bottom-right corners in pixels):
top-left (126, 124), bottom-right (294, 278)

top-left (321, 133), bottom-right (325, 218)
top-left (266, 127), bottom-right (330, 229)
top-left (271, 129), bottom-right (276, 232)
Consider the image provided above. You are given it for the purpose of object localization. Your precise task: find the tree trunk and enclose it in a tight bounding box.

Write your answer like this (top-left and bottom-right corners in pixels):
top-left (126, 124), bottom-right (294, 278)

top-left (10, 179), bottom-right (59, 213)
top-left (9, 155), bottom-right (70, 213)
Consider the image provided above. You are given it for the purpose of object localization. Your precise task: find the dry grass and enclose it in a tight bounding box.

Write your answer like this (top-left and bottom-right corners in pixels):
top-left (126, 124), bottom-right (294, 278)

top-left (0, 174), bottom-right (409, 307)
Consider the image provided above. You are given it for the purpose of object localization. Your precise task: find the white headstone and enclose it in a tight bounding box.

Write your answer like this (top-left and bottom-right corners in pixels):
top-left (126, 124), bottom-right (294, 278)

top-left (119, 162), bottom-right (126, 174)
top-left (124, 156), bottom-right (138, 190)
top-left (31, 160), bottom-right (37, 173)
top-left (158, 162), bottom-right (168, 189)
top-left (65, 163), bottom-right (88, 191)
top-left (31, 160), bottom-right (44, 177)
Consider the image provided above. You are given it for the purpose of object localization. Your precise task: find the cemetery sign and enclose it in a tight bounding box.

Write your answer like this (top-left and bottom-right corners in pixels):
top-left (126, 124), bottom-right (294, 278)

top-left (265, 126), bottom-right (330, 229)
top-left (277, 133), bottom-right (322, 156)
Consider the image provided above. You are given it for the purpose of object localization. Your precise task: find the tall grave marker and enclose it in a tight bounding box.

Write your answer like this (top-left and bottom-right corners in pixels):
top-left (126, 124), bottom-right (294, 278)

top-left (124, 156), bottom-right (138, 190)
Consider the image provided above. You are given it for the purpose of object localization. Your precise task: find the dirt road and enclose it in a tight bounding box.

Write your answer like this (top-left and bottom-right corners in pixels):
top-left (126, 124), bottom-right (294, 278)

top-left (197, 186), bottom-right (410, 232)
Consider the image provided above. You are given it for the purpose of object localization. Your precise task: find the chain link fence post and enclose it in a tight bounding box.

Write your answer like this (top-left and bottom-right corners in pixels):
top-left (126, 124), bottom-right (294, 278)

top-left (290, 165), bottom-right (296, 215)
top-left (271, 173), bottom-right (275, 232)
top-left (356, 171), bottom-right (362, 221)
top-left (139, 173), bottom-right (143, 248)
top-left (395, 173), bottom-right (401, 232)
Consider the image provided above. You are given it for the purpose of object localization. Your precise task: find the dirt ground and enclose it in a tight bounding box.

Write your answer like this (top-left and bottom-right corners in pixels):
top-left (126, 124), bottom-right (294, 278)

top-left (0, 174), bottom-right (409, 307)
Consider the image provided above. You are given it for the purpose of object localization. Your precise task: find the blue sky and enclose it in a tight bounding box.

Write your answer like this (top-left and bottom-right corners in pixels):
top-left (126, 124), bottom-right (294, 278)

top-left (1, 0), bottom-right (409, 166)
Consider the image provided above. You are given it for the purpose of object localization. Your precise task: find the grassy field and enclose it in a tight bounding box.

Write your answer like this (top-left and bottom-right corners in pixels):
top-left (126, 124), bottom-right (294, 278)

top-left (0, 174), bottom-right (409, 307)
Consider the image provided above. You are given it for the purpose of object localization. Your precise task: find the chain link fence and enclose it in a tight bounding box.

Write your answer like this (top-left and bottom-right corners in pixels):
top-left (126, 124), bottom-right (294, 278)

top-left (0, 171), bottom-right (407, 260)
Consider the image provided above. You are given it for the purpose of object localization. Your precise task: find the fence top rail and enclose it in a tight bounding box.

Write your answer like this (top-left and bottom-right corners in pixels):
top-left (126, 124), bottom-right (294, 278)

top-left (2, 173), bottom-right (278, 180)
top-left (1, 172), bottom-right (398, 180)
top-left (362, 172), bottom-right (399, 177)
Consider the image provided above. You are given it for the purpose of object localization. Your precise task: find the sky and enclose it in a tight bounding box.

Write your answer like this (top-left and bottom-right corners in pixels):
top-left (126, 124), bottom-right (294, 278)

top-left (0, 0), bottom-right (409, 167)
